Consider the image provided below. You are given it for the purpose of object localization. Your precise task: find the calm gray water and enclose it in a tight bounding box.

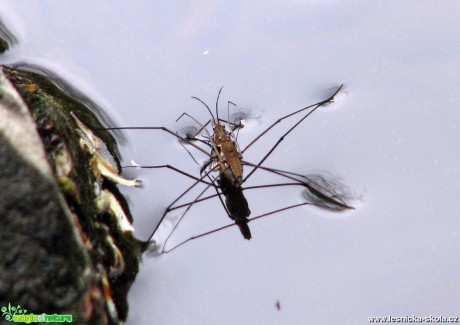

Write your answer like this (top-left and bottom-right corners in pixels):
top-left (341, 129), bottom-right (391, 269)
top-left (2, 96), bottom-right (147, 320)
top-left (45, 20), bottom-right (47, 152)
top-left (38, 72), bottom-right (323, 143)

top-left (1, 1), bottom-right (460, 324)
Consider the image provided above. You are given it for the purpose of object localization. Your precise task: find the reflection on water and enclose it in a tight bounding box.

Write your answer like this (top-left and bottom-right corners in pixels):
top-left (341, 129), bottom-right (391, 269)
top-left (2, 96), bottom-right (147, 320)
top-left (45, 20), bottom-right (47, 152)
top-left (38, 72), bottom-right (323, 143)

top-left (302, 173), bottom-right (356, 211)
top-left (7, 62), bottom-right (125, 138)
top-left (0, 18), bottom-right (17, 52)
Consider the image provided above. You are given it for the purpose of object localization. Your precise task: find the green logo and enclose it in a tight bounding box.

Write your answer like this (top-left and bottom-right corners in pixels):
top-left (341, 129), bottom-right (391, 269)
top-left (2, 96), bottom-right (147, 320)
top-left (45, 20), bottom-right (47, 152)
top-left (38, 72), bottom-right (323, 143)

top-left (1, 303), bottom-right (73, 323)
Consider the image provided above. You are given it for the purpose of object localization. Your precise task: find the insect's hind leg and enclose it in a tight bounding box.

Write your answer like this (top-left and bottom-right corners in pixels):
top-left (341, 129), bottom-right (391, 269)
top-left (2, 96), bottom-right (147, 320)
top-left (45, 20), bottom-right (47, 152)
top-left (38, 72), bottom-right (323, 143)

top-left (160, 174), bottom-right (224, 253)
top-left (145, 165), bottom-right (220, 245)
top-left (160, 168), bottom-right (253, 253)
top-left (242, 161), bottom-right (354, 210)
top-left (159, 169), bottom-right (243, 253)
top-left (162, 201), bottom-right (313, 253)
top-left (242, 84), bottom-right (343, 154)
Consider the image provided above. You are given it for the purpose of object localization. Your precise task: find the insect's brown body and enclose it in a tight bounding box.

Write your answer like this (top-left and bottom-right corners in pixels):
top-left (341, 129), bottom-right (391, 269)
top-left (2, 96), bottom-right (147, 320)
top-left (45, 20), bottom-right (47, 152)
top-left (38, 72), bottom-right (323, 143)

top-left (212, 123), bottom-right (243, 186)
top-left (178, 93), bottom-right (252, 239)
top-left (211, 123), bottom-right (250, 238)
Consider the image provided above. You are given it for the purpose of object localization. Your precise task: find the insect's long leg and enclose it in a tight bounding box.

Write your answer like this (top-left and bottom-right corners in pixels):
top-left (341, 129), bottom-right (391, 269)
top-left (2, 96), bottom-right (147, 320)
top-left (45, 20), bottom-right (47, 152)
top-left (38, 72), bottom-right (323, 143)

top-left (176, 113), bottom-right (212, 139)
top-left (147, 165), bottom-right (219, 241)
top-left (100, 126), bottom-right (210, 157)
top-left (245, 163), bottom-right (325, 188)
top-left (226, 101), bottom-right (237, 135)
top-left (218, 118), bottom-right (241, 130)
top-left (164, 162), bottom-right (337, 214)
top-left (167, 182), bottom-right (302, 212)
top-left (227, 101), bottom-right (245, 156)
top-left (162, 173), bottom-right (232, 253)
top-left (165, 171), bottom-right (352, 215)
top-left (242, 182), bottom-right (306, 190)
top-left (242, 161), bottom-right (353, 210)
top-left (243, 85), bottom-right (343, 183)
top-left (234, 124), bottom-right (242, 144)
top-left (163, 201), bottom-right (316, 253)
top-left (190, 137), bottom-right (212, 147)
top-left (242, 84), bottom-right (343, 154)
top-left (177, 139), bottom-right (201, 165)
top-left (122, 164), bottom-right (215, 186)
top-left (168, 193), bottom-right (220, 211)
top-left (175, 127), bottom-right (212, 166)
top-left (243, 162), bottom-right (320, 188)
top-left (176, 112), bottom-right (224, 167)
top-left (242, 161), bottom-right (307, 183)
top-left (206, 175), bottom-right (231, 216)
top-left (162, 175), bottom-right (218, 252)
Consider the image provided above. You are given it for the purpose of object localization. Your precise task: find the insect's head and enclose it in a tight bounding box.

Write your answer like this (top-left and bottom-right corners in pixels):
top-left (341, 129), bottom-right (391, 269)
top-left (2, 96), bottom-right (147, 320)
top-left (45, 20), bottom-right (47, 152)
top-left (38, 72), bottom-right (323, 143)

top-left (213, 123), bottom-right (226, 134)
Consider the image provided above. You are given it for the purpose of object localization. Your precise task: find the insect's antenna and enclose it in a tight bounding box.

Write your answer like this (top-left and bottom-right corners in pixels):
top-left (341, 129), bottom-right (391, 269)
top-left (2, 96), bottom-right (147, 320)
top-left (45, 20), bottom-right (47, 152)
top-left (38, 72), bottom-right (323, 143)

top-left (215, 85), bottom-right (224, 122)
top-left (191, 96), bottom-right (216, 125)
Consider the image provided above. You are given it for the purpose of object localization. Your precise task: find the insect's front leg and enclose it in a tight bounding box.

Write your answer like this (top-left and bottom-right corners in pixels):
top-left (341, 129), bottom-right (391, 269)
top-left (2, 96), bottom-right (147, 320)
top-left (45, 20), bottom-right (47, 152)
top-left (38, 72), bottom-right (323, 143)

top-left (200, 158), bottom-right (212, 175)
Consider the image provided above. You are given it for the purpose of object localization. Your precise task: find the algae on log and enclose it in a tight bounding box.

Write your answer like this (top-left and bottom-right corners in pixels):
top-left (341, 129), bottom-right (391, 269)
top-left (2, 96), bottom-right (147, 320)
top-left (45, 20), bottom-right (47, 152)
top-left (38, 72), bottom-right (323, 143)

top-left (0, 65), bottom-right (145, 325)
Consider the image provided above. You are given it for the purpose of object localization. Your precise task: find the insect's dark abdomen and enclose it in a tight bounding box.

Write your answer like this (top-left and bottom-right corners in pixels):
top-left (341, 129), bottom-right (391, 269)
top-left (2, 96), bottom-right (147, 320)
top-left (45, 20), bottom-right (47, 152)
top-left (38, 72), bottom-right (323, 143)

top-left (236, 220), bottom-right (252, 240)
top-left (219, 171), bottom-right (252, 240)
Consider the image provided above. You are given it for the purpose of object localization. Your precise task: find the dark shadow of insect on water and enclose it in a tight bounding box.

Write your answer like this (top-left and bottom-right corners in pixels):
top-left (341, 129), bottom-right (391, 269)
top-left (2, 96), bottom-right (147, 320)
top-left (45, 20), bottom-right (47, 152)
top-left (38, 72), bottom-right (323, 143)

top-left (101, 84), bottom-right (355, 254)
top-left (301, 174), bottom-right (355, 211)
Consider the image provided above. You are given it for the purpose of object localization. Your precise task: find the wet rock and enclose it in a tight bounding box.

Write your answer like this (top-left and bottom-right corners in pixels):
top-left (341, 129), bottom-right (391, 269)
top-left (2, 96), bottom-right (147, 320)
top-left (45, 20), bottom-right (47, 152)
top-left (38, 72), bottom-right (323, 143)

top-left (0, 65), bottom-right (145, 325)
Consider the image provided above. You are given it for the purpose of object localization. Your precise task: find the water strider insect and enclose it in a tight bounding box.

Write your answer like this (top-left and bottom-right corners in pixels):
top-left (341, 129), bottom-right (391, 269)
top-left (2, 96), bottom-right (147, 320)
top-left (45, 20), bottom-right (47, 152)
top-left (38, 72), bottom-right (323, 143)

top-left (103, 84), bottom-right (353, 253)
top-left (173, 87), bottom-right (252, 238)
top-left (176, 87), bottom-right (245, 187)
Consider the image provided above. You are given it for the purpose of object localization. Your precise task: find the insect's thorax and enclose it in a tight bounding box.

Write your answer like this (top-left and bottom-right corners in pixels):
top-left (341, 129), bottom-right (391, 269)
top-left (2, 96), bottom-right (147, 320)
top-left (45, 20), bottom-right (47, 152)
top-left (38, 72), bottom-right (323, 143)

top-left (212, 123), bottom-right (243, 185)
